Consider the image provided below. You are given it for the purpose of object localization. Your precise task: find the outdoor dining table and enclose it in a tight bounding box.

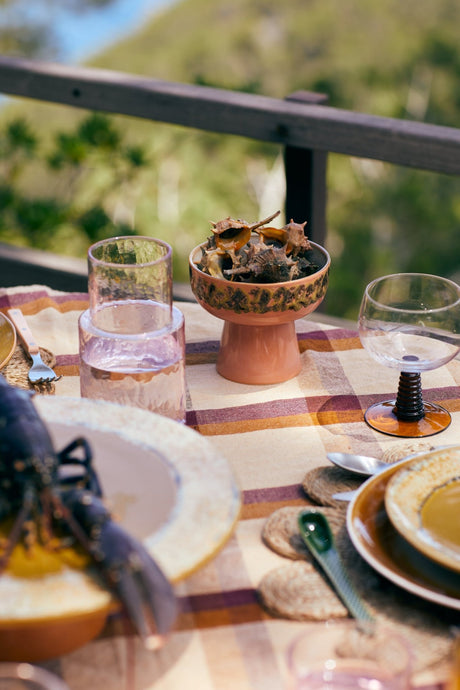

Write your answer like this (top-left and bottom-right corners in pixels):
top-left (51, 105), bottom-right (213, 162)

top-left (1, 283), bottom-right (459, 690)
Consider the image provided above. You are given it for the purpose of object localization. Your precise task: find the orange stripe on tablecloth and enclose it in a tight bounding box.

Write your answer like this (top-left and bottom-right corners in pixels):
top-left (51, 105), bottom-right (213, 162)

top-left (241, 484), bottom-right (310, 519)
top-left (190, 408), bottom-right (363, 435)
top-left (186, 352), bottom-right (218, 366)
top-left (185, 340), bottom-right (361, 366)
top-left (55, 364), bottom-right (80, 377)
top-left (20, 298), bottom-right (88, 315)
top-left (298, 336), bottom-right (360, 353)
top-left (188, 385), bottom-right (460, 436)
top-left (241, 497), bottom-right (309, 519)
top-left (329, 335), bottom-right (362, 351)
top-left (106, 603), bottom-right (270, 636)
top-left (104, 590), bottom-right (269, 636)
top-left (177, 603), bottom-right (268, 630)
top-left (184, 328), bottom-right (361, 367)
top-left (0, 294), bottom-right (88, 316)
top-left (444, 398), bottom-right (460, 412)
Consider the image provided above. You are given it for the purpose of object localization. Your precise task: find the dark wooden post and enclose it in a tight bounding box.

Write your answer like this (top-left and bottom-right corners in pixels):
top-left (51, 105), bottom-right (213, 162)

top-left (284, 91), bottom-right (329, 246)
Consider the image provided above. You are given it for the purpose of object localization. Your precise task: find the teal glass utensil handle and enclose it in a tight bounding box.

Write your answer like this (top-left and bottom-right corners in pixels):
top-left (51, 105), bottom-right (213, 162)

top-left (298, 509), bottom-right (374, 623)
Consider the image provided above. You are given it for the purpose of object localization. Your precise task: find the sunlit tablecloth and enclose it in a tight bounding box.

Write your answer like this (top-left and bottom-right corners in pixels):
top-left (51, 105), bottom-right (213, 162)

top-left (1, 284), bottom-right (459, 690)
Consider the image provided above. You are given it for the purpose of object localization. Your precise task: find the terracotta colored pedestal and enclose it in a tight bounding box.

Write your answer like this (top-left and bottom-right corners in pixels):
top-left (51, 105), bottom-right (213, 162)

top-left (189, 239), bottom-right (331, 385)
top-left (217, 320), bottom-right (301, 384)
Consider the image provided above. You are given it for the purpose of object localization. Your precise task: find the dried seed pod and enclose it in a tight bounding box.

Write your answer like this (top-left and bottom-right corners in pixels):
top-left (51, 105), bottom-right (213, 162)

top-left (199, 211), bottom-right (317, 284)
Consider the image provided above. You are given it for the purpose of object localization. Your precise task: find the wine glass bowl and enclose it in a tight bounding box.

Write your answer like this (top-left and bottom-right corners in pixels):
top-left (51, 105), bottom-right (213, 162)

top-left (359, 273), bottom-right (460, 437)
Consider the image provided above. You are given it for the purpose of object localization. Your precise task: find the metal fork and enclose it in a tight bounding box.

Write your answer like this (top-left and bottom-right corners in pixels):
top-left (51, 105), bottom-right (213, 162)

top-left (7, 308), bottom-right (61, 384)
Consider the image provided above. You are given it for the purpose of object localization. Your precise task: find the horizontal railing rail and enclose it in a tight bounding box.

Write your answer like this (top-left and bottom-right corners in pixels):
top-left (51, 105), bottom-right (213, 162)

top-left (1, 56), bottom-right (459, 174)
top-left (0, 55), bottom-right (459, 295)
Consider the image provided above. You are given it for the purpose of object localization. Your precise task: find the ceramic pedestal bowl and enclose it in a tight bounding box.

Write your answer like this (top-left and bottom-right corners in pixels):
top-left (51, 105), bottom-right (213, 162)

top-left (189, 241), bottom-right (331, 384)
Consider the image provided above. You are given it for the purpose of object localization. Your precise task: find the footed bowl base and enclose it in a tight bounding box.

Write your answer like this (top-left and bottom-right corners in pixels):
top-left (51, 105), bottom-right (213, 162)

top-left (217, 320), bottom-right (301, 385)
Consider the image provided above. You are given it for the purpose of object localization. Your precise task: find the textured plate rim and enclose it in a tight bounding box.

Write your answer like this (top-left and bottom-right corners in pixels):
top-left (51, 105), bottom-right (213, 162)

top-left (0, 313), bottom-right (17, 370)
top-left (35, 396), bottom-right (241, 584)
top-left (384, 447), bottom-right (460, 572)
top-left (347, 458), bottom-right (460, 611)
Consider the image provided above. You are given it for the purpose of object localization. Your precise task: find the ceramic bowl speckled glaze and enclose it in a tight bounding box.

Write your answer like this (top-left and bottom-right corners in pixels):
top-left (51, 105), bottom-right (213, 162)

top-left (189, 240), bottom-right (330, 384)
top-left (385, 446), bottom-right (460, 572)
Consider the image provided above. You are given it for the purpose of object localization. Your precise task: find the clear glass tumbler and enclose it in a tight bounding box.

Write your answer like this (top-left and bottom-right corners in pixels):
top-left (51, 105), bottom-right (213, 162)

top-left (88, 235), bottom-right (173, 331)
top-left (79, 236), bottom-right (186, 423)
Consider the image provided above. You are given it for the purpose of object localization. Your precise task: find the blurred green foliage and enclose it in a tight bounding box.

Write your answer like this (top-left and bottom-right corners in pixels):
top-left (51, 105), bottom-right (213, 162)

top-left (0, 113), bottom-right (142, 251)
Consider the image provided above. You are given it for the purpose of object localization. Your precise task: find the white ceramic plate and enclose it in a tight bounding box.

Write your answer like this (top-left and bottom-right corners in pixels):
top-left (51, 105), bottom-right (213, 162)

top-left (0, 396), bottom-right (240, 625)
top-left (384, 446), bottom-right (460, 573)
top-left (36, 396), bottom-right (241, 582)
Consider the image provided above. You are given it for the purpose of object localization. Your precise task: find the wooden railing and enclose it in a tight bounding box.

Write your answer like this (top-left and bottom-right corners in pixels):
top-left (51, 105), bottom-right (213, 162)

top-left (0, 55), bottom-right (459, 295)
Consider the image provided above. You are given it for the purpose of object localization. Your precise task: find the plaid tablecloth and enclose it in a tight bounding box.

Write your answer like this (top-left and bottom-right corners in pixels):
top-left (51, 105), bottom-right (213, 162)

top-left (1, 284), bottom-right (459, 690)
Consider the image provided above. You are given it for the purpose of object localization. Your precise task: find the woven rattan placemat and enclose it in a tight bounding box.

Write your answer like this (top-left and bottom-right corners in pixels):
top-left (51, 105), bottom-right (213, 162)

top-left (258, 463), bottom-right (457, 674)
top-left (2, 345), bottom-right (57, 394)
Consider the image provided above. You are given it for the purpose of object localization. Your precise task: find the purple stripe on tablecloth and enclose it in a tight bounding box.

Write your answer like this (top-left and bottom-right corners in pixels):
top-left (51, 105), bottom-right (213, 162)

top-left (0, 290), bottom-right (89, 308)
top-left (185, 410), bottom-right (197, 426)
top-left (424, 385), bottom-right (460, 401)
top-left (186, 340), bottom-right (220, 354)
top-left (181, 588), bottom-right (258, 612)
top-left (187, 393), bottom-right (362, 426)
top-left (297, 327), bottom-right (358, 340)
top-left (56, 354), bottom-right (80, 366)
top-left (359, 386), bottom-right (460, 407)
top-left (0, 293), bottom-right (21, 308)
top-left (243, 484), bottom-right (304, 504)
top-left (46, 291), bottom-right (88, 303)
top-left (185, 329), bottom-right (358, 356)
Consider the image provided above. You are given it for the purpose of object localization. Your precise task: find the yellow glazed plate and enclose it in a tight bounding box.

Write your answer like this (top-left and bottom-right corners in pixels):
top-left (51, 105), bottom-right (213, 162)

top-left (347, 457), bottom-right (460, 611)
top-left (384, 446), bottom-right (460, 573)
top-left (0, 312), bottom-right (16, 369)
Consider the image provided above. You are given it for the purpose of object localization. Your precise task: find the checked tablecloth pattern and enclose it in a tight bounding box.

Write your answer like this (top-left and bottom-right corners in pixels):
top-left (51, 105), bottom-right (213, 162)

top-left (1, 284), bottom-right (459, 690)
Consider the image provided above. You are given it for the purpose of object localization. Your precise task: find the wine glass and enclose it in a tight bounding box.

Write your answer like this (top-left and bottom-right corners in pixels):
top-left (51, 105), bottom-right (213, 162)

top-left (358, 273), bottom-right (460, 437)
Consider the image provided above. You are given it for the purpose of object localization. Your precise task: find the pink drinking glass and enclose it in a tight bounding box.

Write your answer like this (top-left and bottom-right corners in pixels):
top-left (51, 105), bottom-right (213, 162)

top-left (0, 663), bottom-right (69, 689)
top-left (286, 621), bottom-right (412, 690)
top-left (79, 236), bottom-right (186, 423)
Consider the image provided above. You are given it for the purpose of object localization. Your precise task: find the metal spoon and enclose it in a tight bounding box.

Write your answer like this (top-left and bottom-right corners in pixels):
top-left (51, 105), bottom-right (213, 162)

top-left (298, 509), bottom-right (374, 623)
top-left (328, 447), bottom-right (451, 500)
top-left (327, 452), bottom-right (389, 477)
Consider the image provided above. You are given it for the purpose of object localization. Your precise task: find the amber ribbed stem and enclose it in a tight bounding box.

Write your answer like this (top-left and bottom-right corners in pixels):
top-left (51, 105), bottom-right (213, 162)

top-left (393, 371), bottom-right (425, 422)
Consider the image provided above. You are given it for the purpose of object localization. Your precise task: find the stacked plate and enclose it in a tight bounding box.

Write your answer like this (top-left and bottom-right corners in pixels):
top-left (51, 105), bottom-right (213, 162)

top-left (347, 446), bottom-right (460, 610)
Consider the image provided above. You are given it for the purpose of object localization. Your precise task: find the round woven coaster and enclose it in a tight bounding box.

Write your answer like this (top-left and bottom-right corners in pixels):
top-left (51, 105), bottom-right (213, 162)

top-left (262, 506), bottom-right (345, 560)
top-left (259, 517), bottom-right (453, 671)
top-left (257, 561), bottom-right (348, 621)
top-left (2, 345), bottom-right (57, 395)
top-left (301, 466), bottom-right (362, 508)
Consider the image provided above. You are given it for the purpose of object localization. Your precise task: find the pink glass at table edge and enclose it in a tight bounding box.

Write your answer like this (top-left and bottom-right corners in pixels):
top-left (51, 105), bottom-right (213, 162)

top-left (286, 621), bottom-right (413, 690)
top-left (0, 663), bottom-right (69, 689)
